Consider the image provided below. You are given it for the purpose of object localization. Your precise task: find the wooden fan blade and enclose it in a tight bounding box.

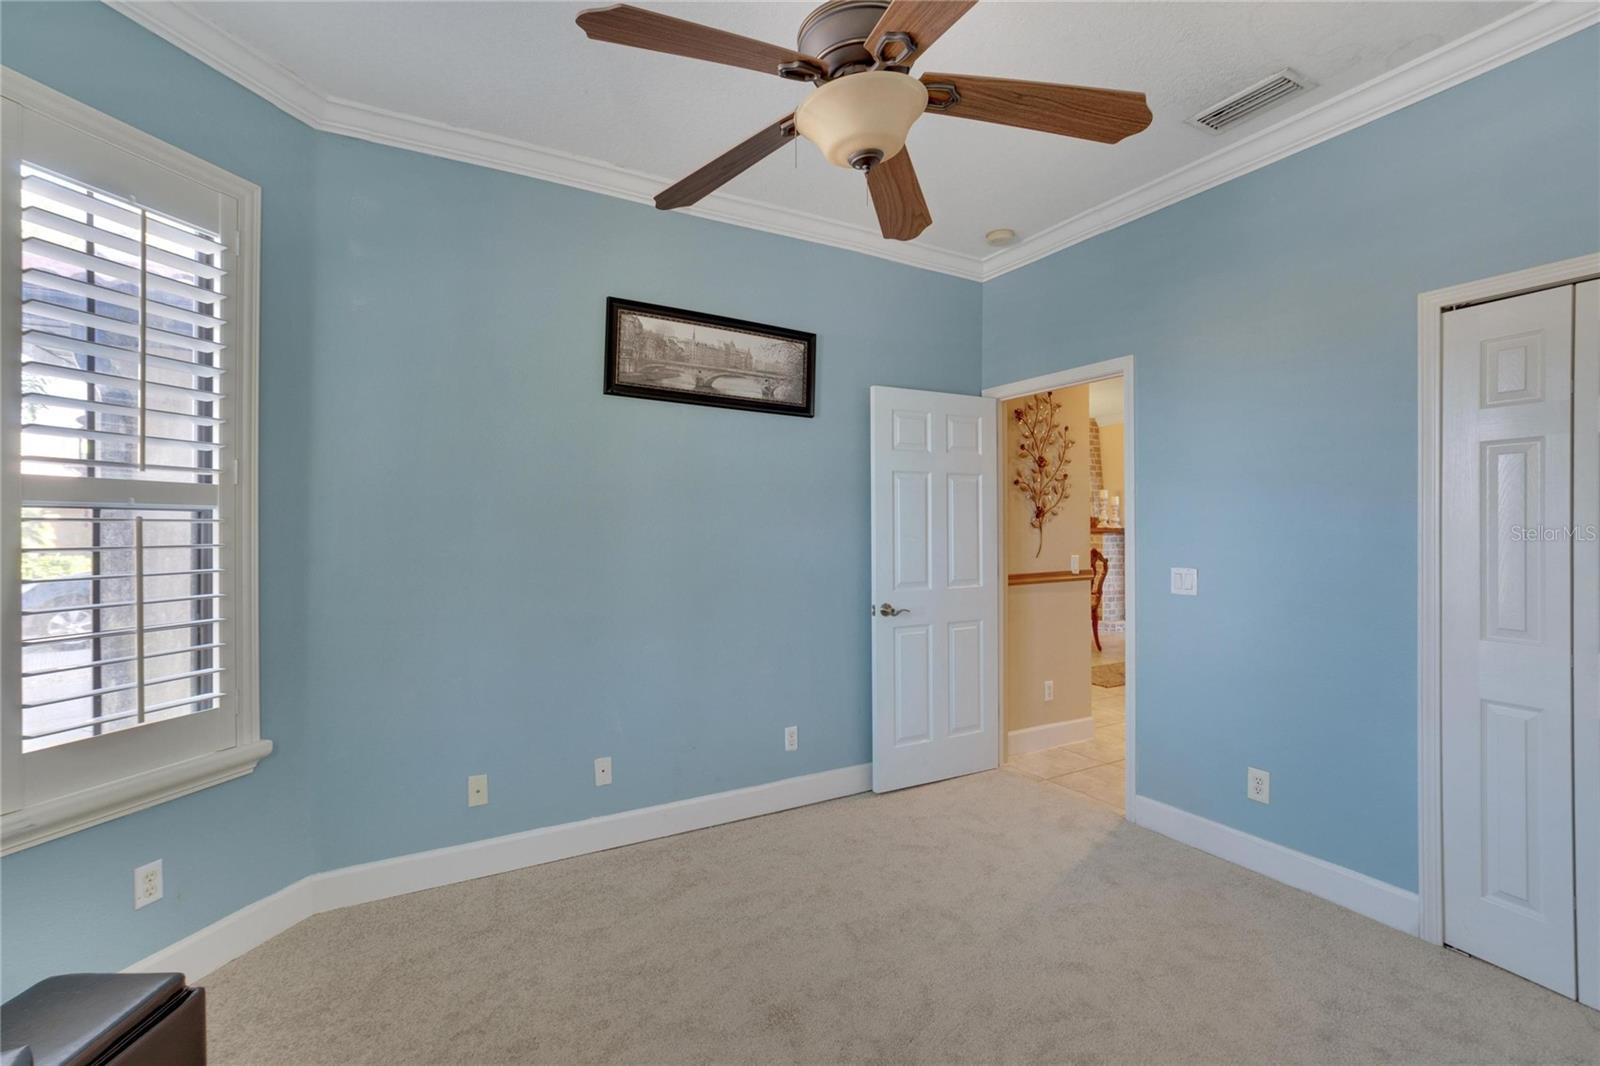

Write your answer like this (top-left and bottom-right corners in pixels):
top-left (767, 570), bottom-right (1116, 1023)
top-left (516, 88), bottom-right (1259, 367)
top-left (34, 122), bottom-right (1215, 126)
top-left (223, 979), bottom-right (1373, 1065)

top-left (655, 115), bottom-right (797, 210)
top-left (576, 5), bottom-right (819, 78)
top-left (866, 148), bottom-right (932, 241)
top-left (921, 73), bottom-right (1152, 143)
top-left (866, 1), bottom-right (977, 66)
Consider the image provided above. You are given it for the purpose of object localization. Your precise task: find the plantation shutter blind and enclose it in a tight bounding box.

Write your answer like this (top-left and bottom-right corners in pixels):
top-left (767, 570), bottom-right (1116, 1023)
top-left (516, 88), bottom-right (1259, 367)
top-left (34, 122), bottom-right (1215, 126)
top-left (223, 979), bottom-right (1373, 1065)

top-left (21, 171), bottom-right (226, 477)
top-left (3, 89), bottom-right (262, 842)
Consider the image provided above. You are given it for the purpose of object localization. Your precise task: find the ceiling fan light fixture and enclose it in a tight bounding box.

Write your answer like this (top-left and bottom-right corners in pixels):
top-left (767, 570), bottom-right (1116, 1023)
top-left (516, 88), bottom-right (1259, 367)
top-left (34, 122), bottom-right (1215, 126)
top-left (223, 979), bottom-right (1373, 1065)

top-left (575, 2), bottom-right (1153, 242)
top-left (794, 70), bottom-right (929, 170)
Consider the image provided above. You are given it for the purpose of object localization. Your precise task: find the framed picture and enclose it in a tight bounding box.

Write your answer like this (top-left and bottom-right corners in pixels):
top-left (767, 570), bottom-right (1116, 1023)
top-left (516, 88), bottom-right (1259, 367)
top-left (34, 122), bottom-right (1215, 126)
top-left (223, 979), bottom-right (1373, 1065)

top-left (604, 298), bottom-right (816, 418)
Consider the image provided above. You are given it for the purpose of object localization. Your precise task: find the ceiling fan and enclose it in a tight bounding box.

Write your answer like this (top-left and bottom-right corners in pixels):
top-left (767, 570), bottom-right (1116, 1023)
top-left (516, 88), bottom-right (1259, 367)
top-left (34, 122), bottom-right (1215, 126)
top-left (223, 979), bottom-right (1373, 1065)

top-left (575, 0), bottom-right (1153, 242)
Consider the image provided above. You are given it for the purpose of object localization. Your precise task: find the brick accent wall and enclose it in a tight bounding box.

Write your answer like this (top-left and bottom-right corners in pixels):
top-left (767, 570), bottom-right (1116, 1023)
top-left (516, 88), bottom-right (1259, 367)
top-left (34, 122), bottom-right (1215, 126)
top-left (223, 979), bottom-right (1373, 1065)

top-left (1093, 532), bottom-right (1125, 627)
top-left (1088, 418), bottom-right (1104, 501)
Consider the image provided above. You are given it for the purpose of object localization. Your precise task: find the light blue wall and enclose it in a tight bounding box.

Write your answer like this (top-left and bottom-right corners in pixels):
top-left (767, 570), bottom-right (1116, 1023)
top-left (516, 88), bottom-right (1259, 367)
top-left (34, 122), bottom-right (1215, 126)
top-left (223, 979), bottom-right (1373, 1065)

top-left (0, 1), bottom-right (979, 996)
top-left (2, 0), bottom-right (321, 1000)
top-left (299, 136), bottom-right (979, 868)
top-left (982, 27), bottom-right (1600, 890)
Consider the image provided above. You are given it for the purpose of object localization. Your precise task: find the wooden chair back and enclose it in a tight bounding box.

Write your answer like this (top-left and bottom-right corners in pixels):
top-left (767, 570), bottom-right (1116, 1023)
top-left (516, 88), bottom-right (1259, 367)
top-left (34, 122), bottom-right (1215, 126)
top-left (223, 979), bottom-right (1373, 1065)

top-left (1089, 548), bottom-right (1109, 607)
top-left (1089, 547), bottom-right (1109, 653)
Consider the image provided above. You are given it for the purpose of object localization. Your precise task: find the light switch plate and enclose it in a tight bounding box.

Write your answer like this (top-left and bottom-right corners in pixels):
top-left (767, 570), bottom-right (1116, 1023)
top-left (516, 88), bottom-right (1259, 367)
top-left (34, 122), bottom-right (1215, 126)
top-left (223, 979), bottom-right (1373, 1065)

top-left (1171, 567), bottom-right (1198, 595)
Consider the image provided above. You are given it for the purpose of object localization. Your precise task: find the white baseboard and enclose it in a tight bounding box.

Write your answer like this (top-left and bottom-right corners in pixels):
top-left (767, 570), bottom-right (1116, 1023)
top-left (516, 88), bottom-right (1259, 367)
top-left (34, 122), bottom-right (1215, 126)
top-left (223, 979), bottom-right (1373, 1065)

top-left (130, 770), bottom-right (1423, 984)
top-left (1130, 795), bottom-right (1420, 936)
top-left (128, 763), bottom-right (871, 981)
top-left (130, 872), bottom-right (315, 981)
top-left (311, 763), bottom-right (870, 912)
top-left (1007, 717), bottom-right (1095, 758)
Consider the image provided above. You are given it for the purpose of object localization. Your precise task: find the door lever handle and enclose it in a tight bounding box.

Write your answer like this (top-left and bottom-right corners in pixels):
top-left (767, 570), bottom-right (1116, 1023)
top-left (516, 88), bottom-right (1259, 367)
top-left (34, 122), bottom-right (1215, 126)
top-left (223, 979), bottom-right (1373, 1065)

top-left (876, 603), bottom-right (910, 617)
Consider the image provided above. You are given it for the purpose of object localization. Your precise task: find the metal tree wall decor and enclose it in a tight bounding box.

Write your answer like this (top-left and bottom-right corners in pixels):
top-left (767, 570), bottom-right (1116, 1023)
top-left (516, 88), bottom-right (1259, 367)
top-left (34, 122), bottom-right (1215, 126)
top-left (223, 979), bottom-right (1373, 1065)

top-left (1012, 391), bottom-right (1075, 557)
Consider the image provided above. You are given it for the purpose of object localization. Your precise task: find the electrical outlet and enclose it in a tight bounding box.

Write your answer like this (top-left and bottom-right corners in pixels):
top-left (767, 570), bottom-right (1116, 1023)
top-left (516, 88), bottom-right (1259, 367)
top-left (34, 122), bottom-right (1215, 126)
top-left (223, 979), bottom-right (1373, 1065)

top-left (1247, 767), bottom-right (1270, 804)
top-left (1043, 680), bottom-right (1055, 701)
top-left (467, 773), bottom-right (488, 807)
top-left (134, 859), bottom-right (163, 910)
top-left (1069, 554), bottom-right (1080, 573)
top-left (594, 756), bottom-right (613, 786)
top-left (784, 726), bottom-right (798, 752)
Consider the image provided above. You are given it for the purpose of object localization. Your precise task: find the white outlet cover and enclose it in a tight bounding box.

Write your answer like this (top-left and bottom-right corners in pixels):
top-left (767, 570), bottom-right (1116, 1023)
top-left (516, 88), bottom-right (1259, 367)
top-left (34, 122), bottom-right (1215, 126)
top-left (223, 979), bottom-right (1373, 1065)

top-left (594, 756), bottom-right (613, 786)
top-left (134, 859), bottom-right (163, 909)
top-left (784, 726), bottom-right (798, 752)
top-left (1247, 767), bottom-right (1270, 804)
top-left (1043, 680), bottom-right (1055, 701)
top-left (467, 773), bottom-right (488, 807)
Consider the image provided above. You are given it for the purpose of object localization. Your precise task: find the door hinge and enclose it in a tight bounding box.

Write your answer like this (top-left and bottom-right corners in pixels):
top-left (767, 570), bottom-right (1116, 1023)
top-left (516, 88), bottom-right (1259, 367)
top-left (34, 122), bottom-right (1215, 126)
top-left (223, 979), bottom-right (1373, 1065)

top-left (232, 458), bottom-right (239, 485)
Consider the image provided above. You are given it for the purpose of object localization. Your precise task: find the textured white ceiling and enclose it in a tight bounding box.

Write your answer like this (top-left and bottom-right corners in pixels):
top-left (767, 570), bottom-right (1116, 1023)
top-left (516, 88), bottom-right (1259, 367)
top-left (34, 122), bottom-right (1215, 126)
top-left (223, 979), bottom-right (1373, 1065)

top-left (170, 1), bottom-right (1520, 260)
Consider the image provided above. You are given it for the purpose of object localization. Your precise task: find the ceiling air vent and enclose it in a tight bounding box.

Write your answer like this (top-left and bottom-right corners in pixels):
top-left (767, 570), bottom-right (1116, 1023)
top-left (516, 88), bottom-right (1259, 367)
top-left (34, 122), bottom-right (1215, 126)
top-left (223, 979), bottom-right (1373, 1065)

top-left (1188, 68), bottom-right (1314, 133)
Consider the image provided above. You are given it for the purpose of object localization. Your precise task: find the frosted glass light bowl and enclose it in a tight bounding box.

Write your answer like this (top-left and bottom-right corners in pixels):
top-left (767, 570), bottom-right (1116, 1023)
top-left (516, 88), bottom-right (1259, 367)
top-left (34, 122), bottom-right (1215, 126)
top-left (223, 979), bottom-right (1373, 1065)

top-left (795, 71), bottom-right (929, 169)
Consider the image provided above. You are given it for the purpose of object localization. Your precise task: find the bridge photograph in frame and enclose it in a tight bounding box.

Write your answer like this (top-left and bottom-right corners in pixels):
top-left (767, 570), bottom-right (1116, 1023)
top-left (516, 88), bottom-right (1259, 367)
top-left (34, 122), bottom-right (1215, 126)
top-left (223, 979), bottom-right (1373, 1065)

top-left (604, 297), bottom-right (816, 418)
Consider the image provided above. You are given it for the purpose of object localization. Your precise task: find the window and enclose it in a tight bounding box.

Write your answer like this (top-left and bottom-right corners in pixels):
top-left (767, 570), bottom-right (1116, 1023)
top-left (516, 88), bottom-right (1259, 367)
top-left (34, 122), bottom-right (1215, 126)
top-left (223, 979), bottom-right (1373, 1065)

top-left (2, 72), bottom-right (266, 854)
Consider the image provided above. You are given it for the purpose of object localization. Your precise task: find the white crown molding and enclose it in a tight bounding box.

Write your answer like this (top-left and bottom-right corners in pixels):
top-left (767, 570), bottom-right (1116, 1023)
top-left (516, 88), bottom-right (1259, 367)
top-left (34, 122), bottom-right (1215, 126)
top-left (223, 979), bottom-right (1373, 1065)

top-left (311, 91), bottom-right (982, 278)
top-left (103, 0), bottom-right (980, 280)
top-left (978, 1), bottom-right (1600, 280)
top-left (107, 0), bottom-right (1596, 284)
top-left (105, 0), bottom-right (325, 128)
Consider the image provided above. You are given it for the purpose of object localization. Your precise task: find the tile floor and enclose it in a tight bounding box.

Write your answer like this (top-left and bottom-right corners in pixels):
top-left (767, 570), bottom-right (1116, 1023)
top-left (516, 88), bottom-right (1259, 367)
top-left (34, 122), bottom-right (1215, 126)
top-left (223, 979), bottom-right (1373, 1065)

top-left (1091, 628), bottom-right (1125, 667)
top-left (1006, 631), bottom-right (1126, 813)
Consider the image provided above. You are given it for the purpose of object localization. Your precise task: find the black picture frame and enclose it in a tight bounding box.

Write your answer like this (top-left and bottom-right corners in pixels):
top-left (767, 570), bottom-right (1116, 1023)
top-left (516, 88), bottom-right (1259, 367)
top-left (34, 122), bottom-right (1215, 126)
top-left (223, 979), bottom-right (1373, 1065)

top-left (603, 297), bottom-right (816, 418)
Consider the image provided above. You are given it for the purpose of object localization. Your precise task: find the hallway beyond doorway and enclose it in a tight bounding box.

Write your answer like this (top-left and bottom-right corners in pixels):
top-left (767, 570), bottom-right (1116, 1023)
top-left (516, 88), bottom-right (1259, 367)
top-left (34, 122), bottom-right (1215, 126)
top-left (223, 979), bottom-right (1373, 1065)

top-left (1006, 626), bottom-right (1125, 813)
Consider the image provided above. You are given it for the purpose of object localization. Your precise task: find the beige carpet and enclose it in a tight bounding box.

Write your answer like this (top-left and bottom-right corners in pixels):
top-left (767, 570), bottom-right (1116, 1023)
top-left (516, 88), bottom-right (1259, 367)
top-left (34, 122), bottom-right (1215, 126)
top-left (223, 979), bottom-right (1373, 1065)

top-left (203, 771), bottom-right (1600, 1065)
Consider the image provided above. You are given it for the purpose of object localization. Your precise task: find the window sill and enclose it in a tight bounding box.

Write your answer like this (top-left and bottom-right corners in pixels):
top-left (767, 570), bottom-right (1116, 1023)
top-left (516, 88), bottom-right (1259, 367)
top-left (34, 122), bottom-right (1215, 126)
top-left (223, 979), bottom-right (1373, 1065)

top-left (0, 740), bottom-right (273, 856)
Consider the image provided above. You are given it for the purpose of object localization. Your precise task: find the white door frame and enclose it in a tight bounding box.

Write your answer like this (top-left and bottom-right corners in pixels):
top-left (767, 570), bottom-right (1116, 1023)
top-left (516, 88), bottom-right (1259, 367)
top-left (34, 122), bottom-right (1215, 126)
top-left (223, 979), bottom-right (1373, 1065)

top-left (983, 356), bottom-right (1136, 816)
top-left (1417, 253), bottom-right (1600, 1006)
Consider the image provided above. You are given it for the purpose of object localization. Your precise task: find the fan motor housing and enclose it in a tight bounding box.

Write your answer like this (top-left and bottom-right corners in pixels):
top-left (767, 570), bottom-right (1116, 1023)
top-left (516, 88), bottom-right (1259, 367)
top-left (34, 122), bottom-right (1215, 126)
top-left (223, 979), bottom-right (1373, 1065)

top-left (798, 0), bottom-right (905, 79)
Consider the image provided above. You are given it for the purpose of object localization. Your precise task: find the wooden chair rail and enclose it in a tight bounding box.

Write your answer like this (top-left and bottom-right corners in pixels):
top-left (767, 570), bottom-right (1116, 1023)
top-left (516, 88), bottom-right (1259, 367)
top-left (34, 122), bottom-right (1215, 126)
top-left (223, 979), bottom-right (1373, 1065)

top-left (1007, 570), bottom-right (1094, 586)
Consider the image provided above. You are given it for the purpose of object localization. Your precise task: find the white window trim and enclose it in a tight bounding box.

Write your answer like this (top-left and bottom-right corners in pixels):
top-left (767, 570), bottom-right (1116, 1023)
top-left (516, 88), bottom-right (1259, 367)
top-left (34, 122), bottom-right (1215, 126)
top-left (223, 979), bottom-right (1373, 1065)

top-left (0, 68), bottom-right (266, 855)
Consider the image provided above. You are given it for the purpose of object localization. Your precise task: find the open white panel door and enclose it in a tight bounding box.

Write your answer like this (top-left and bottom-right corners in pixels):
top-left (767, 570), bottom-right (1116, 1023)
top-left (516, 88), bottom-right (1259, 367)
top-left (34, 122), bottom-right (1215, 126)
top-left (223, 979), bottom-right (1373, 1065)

top-left (869, 387), bottom-right (999, 793)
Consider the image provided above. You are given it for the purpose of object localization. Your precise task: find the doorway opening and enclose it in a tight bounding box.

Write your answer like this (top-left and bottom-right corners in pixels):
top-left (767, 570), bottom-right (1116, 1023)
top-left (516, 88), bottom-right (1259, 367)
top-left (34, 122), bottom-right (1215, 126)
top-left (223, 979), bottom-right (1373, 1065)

top-left (986, 359), bottom-right (1134, 816)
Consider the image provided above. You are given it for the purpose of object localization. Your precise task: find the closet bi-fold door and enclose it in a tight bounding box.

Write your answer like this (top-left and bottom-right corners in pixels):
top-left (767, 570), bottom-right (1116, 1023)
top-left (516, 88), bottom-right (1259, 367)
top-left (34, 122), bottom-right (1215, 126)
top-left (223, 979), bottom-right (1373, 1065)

top-left (1441, 285), bottom-right (1575, 998)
